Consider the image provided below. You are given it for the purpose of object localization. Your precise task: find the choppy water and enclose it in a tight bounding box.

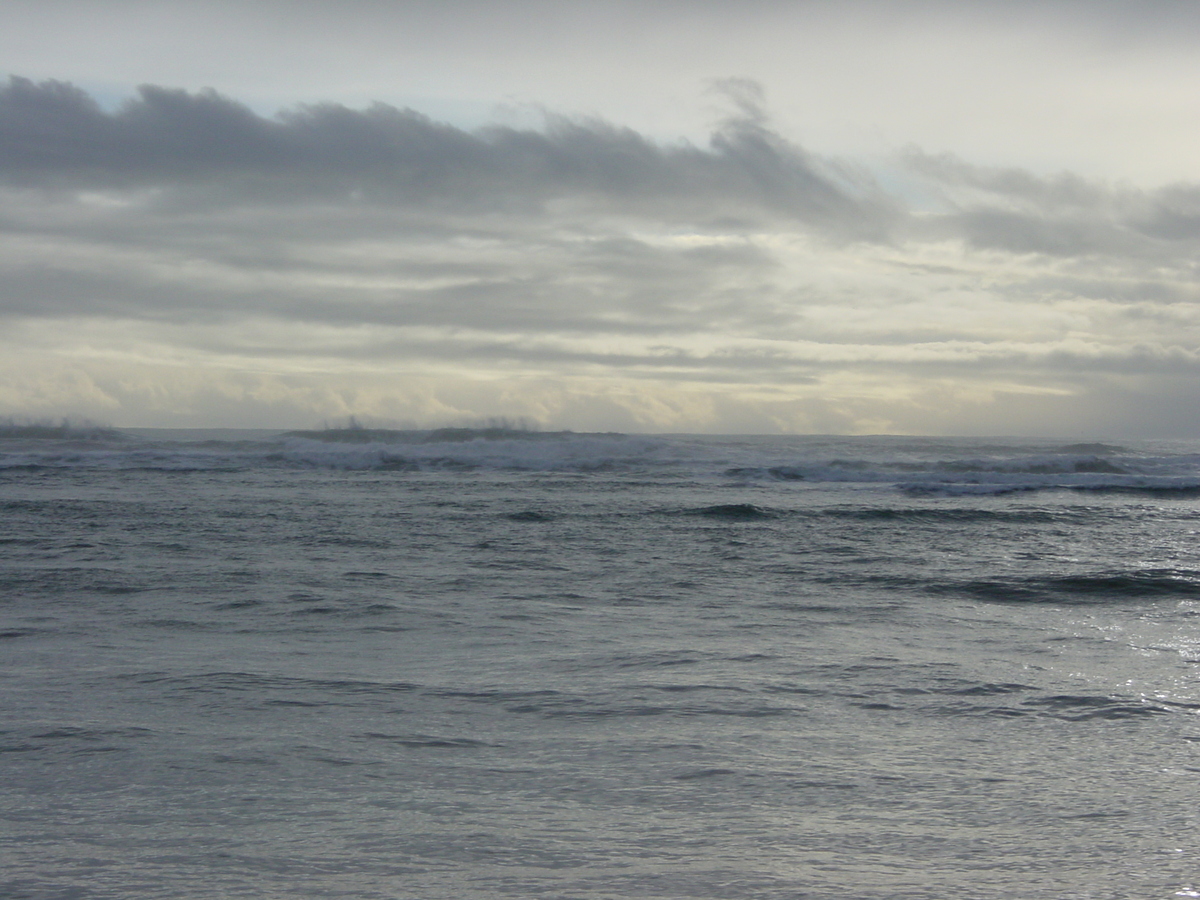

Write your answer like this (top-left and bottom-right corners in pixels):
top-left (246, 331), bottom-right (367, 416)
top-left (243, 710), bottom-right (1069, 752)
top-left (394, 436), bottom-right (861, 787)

top-left (2, 427), bottom-right (1200, 899)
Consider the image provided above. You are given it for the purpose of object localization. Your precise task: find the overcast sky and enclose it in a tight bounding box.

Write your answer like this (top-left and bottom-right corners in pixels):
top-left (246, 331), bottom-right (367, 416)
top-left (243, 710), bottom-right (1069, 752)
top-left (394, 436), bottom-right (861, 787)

top-left (3, 0), bottom-right (1200, 435)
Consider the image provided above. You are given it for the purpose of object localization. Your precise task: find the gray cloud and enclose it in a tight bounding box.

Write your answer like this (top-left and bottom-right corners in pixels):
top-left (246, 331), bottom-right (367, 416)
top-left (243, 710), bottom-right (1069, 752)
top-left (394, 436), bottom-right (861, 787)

top-left (0, 76), bottom-right (898, 239)
top-left (906, 148), bottom-right (1200, 259)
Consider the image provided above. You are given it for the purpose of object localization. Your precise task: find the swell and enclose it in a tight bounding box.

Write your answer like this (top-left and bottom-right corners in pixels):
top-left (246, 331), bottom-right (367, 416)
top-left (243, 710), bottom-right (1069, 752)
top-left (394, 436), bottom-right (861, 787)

top-left (931, 568), bottom-right (1200, 604)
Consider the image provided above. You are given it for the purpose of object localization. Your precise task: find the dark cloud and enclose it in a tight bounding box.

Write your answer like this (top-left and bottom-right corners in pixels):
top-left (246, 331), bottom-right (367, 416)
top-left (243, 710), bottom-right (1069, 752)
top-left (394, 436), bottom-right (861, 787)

top-left (905, 148), bottom-right (1200, 258)
top-left (0, 76), bottom-right (898, 238)
top-left (952, 208), bottom-right (1142, 257)
top-left (0, 78), bottom-right (283, 179)
top-left (903, 149), bottom-right (1109, 211)
top-left (1128, 184), bottom-right (1200, 240)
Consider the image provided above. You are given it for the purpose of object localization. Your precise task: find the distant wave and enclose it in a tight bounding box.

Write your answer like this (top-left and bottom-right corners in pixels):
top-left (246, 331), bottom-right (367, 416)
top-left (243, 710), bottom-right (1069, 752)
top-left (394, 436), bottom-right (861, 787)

top-left (283, 424), bottom-right (568, 444)
top-left (279, 429), bottom-right (665, 472)
top-left (4, 430), bottom-right (1200, 497)
top-left (0, 418), bottom-right (125, 442)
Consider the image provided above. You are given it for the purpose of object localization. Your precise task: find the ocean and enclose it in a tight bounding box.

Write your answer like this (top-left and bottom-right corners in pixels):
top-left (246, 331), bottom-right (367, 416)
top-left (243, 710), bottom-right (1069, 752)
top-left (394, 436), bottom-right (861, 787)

top-left (2, 426), bottom-right (1199, 900)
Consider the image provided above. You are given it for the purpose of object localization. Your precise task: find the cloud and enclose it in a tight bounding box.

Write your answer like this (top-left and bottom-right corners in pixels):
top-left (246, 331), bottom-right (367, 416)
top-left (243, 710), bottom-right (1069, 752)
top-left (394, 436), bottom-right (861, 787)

top-left (4, 75), bottom-right (1200, 435)
top-left (905, 148), bottom-right (1200, 259)
top-left (0, 76), bottom-right (898, 238)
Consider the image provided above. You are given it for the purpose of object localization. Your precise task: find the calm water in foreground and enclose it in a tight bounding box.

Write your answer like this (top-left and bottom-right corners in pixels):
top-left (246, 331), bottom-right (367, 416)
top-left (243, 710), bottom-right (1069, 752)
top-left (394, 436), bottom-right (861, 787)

top-left (2, 428), bottom-right (1200, 899)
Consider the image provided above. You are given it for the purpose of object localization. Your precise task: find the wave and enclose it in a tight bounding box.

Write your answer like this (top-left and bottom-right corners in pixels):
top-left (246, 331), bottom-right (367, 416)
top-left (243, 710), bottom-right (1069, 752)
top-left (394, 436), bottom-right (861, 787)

top-left (933, 568), bottom-right (1200, 604)
top-left (686, 503), bottom-right (777, 520)
top-left (284, 423), bottom-right (552, 444)
top-left (816, 507), bottom-right (1065, 523)
top-left (915, 693), bottom-right (1170, 721)
top-left (720, 445), bottom-right (1200, 495)
top-left (0, 418), bottom-right (126, 442)
top-left (0, 427), bottom-right (670, 473)
top-left (5, 430), bottom-right (1200, 494)
top-left (724, 466), bottom-right (806, 481)
top-left (280, 429), bottom-right (665, 472)
top-left (900, 476), bottom-right (1200, 497)
top-left (835, 676), bottom-right (1173, 721)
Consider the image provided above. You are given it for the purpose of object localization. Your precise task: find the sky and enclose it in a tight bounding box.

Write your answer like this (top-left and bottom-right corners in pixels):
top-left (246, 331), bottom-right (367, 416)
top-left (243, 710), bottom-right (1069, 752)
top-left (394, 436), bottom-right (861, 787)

top-left (3, 1), bottom-right (1200, 435)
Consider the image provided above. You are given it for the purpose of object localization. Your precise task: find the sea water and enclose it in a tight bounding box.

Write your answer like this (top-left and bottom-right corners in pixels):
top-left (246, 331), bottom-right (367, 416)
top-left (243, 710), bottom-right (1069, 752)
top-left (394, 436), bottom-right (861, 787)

top-left (2, 427), bottom-right (1199, 900)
